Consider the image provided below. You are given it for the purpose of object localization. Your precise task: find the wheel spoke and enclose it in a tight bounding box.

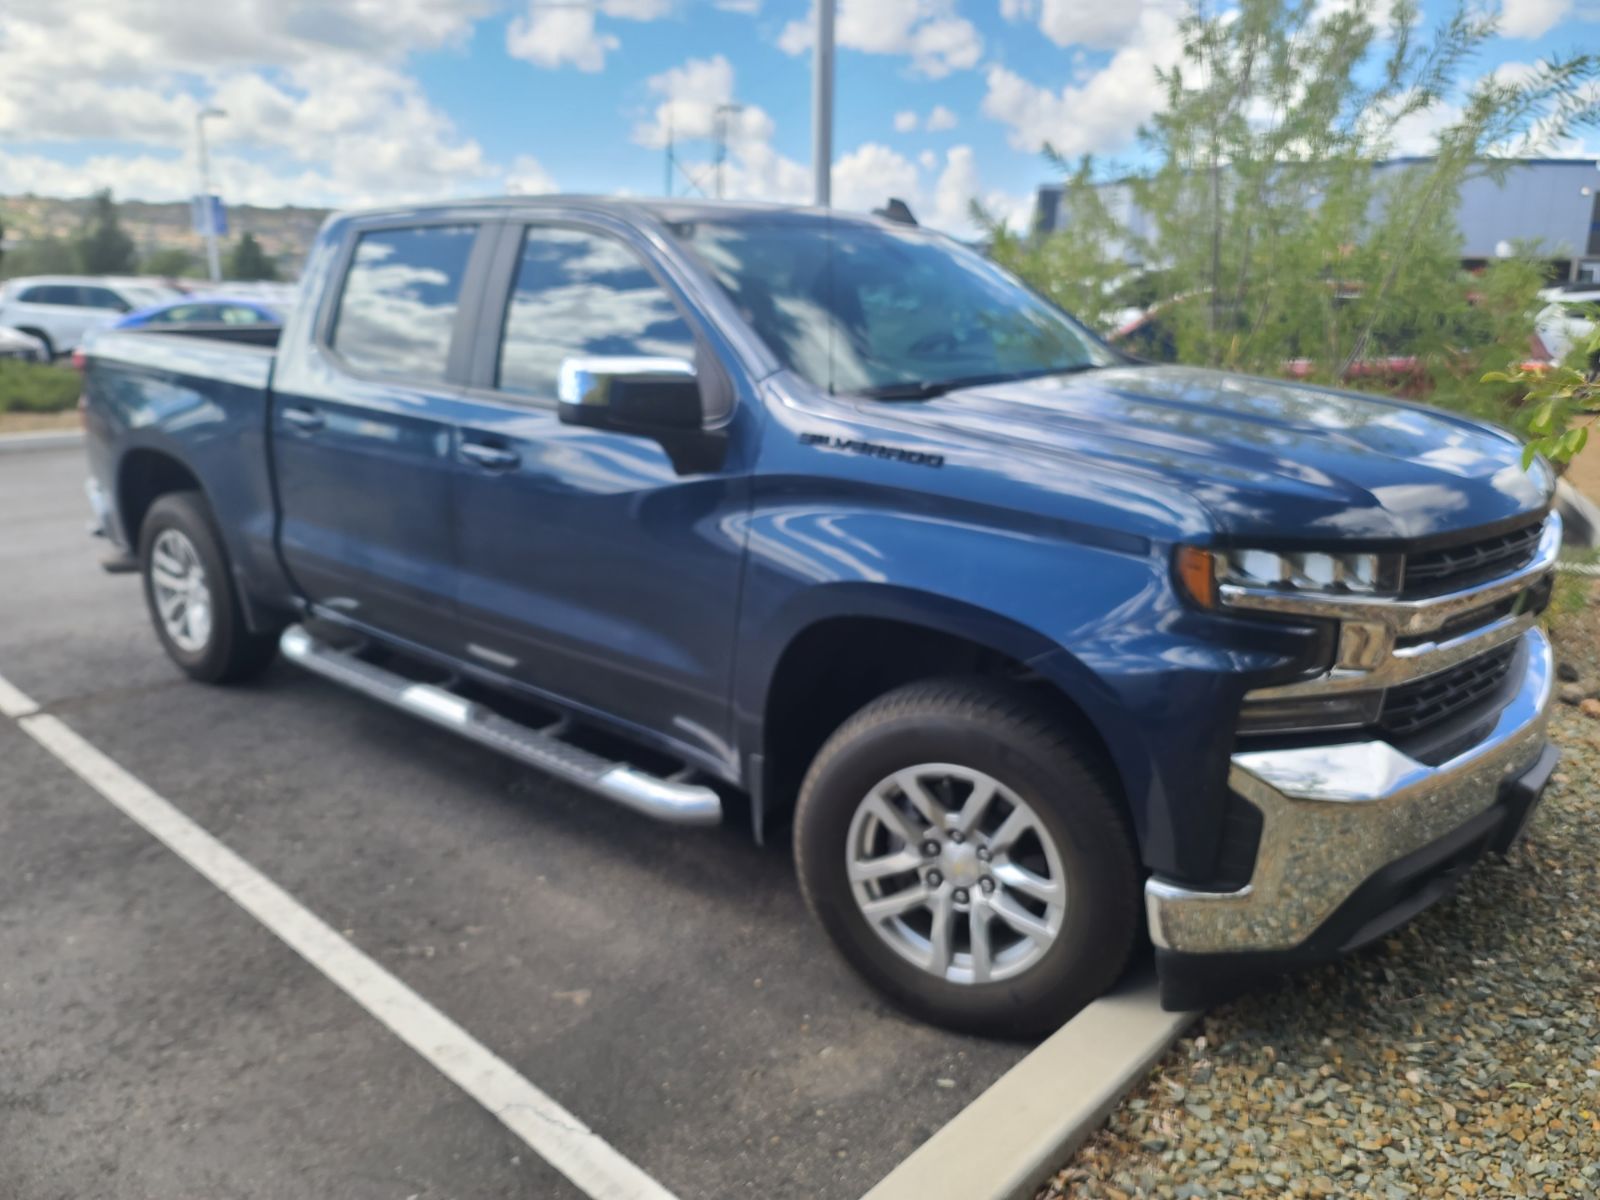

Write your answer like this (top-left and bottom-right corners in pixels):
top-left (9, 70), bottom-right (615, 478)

top-left (968, 901), bottom-right (994, 983)
top-left (863, 792), bottom-right (924, 849)
top-left (157, 591), bottom-right (185, 620)
top-left (860, 885), bottom-right (931, 923)
top-left (988, 804), bottom-right (1035, 854)
top-left (150, 566), bottom-right (186, 592)
top-left (926, 888), bottom-right (954, 976)
top-left (847, 849), bottom-right (923, 883)
top-left (993, 862), bottom-right (1062, 905)
top-left (893, 770), bottom-right (946, 828)
top-left (951, 776), bottom-right (997, 834)
top-left (152, 548), bottom-right (184, 577)
top-left (989, 892), bottom-right (1054, 944)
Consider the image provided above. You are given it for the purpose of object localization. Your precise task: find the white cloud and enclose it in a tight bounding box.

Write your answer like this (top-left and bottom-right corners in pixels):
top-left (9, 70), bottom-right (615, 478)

top-left (506, 8), bottom-right (619, 72)
top-left (926, 104), bottom-right (959, 131)
top-left (0, 0), bottom-right (510, 206)
top-left (895, 110), bottom-right (920, 132)
top-left (833, 142), bottom-right (922, 212)
top-left (504, 154), bottom-right (558, 195)
top-left (982, 10), bottom-right (1181, 155)
top-left (926, 145), bottom-right (1029, 234)
top-left (919, 149), bottom-right (939, 169)
top-left (779, 0), bottom-right (983, 78)
top-left (503, 0), bottom-right (676, 73)
top-left (1006, 0), bottom-right (1152, 50)
top-left (1500, 0), bottom-right (1572, 37)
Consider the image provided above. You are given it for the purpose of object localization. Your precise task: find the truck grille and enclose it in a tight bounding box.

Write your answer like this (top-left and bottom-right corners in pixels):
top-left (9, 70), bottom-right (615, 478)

top-left (1377, 642), bottom-right (1519, 738)
top-left (1402, 519), bottom-right (1544, 598)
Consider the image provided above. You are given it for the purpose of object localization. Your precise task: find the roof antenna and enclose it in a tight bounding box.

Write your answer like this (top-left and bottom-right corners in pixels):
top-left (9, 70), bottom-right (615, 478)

top-left (874, 198), bottom-right (917, 226)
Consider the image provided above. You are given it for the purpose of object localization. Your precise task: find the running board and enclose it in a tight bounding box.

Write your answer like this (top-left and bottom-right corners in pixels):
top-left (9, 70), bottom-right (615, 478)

top-left (278, 624), bottom-right (722, 826)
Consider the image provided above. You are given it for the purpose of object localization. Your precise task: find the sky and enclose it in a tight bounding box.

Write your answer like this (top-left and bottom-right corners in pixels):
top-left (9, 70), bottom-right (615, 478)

top-left (0, 0), bottom-right (1595, 236)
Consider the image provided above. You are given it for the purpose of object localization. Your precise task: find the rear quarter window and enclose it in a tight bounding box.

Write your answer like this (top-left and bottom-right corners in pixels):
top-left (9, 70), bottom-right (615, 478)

top-left (329, 225), bottom-right (477, 383)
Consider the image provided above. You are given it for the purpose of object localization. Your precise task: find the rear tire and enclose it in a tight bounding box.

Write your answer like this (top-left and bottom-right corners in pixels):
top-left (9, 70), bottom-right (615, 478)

top-left (139, 491), bottom-right (277, 684)
top-left (794, 678), bottom-right (1140, 1036)
top-left (16, 327), bottom-right (52, 360)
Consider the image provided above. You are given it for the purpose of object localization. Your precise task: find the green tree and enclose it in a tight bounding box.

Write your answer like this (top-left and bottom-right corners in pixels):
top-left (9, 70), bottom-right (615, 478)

top-left (1, 237), bottom-right (78, 278)
top-left (225, 232), bottom-right (279, 282)
top-left (74, 189), bottom-right (138, 274)
top-left (990, 0), bottom-right (1599, 420)
top-left (142, 246), bottom-right (201, 279)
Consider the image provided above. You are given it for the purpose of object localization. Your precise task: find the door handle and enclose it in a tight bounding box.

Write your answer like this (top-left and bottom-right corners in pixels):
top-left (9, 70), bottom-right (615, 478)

top-left (281, 406), bottom-right (324, 433)
top-left (459, 441), bottom-right (520, 471)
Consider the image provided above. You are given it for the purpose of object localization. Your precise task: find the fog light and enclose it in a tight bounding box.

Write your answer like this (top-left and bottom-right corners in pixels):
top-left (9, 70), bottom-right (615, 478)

top-left (1237, 691), bottom-right (1384, 735)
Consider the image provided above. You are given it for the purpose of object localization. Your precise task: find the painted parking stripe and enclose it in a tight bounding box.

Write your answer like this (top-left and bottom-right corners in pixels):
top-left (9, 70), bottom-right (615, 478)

top-left (0, 673), bottom-right (679, 1200)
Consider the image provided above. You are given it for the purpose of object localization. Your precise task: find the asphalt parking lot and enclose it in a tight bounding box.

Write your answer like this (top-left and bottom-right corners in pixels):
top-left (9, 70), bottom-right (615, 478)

top-left (0, 445), bottom-right (1033, 1200)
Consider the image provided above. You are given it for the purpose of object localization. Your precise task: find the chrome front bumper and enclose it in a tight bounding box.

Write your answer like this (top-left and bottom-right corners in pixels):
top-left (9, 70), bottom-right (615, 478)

top-left (1146, 624), bottom-right (1554, 955)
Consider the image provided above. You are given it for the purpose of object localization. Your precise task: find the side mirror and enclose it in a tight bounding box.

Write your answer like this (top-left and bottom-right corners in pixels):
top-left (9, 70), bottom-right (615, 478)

top-left (557, 355), bottom-right (703, 433)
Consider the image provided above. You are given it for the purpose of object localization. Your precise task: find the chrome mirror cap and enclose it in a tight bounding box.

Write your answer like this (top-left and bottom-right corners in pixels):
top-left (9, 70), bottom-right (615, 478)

top-left (556, 355), bottom-right (697, 409)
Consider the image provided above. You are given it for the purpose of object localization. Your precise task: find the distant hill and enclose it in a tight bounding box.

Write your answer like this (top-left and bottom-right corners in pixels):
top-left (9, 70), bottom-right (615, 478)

top-left (0, 194), bottom-right (329, 278)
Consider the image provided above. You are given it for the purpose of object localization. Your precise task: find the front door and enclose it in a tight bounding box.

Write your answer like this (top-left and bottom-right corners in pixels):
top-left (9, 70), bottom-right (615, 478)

top-left (272, 219), bottom-right (488, 653)
top-left (444, 219), bottom-right (751, 772)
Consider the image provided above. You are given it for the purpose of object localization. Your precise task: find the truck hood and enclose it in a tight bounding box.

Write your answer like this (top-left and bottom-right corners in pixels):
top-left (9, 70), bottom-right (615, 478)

top-left (904, 364), bottom-right (1551, 542)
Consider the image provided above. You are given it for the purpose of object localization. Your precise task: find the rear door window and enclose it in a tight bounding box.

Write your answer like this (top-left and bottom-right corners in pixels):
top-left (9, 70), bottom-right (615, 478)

top-left (330, 224), bottom-right (477, 384)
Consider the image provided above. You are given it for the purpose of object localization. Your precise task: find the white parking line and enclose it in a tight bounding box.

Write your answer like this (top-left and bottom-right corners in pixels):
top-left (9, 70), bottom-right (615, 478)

top-left (1, 672), bottom-right (680, 1200)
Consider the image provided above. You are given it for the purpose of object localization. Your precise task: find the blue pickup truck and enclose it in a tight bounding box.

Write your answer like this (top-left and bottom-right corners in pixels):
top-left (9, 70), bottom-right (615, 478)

top-left (81, 198), bottom-right (1561, 1033)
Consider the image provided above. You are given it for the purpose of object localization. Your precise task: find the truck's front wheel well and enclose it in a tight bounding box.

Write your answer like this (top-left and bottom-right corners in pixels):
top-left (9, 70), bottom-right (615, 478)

top-left (760, 618), bottom-right (1112, 831)
top-left (118, 450), bottom-right (204, 549)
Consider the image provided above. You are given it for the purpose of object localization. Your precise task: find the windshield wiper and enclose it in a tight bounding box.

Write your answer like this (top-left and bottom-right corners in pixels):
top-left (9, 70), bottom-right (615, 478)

top-left (855, 364), bottom-right (1103, 401)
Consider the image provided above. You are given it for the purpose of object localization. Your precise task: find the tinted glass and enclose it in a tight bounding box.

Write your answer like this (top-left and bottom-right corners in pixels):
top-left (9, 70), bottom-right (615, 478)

top-left (19, 285), bottom-right (68, 305)
top-left (79, 287), bottom-right (127, 310)
top-left (331, 225), bottom-right (476, 383)
top-left (220, 304), bottom-right (269, 325)
top-left (671, 217), bottom-right (1114, 395)
top-left (497, 226), bottom-right (695, 398)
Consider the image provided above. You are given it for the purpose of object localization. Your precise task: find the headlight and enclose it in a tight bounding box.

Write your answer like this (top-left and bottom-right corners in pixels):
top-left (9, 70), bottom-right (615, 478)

top-left (1174, 545), bottom-right (1401, 609)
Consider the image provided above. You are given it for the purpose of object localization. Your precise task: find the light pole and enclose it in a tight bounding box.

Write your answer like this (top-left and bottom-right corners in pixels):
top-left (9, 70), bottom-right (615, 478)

top-left (811, 0), bottom-right (834, 207)
top-left (195, 107), bottom-right (226, 282)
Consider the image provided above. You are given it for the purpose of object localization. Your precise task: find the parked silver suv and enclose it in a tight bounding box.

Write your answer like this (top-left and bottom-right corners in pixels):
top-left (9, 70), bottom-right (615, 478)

top-left (0, 276), bottom-right (179, 358)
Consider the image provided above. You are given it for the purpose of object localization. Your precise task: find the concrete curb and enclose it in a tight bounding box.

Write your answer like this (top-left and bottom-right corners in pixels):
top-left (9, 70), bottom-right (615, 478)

top-left (0, 429), bottom-right (83, 454)
top-left (860, 970), bottom-right (1196, 1200)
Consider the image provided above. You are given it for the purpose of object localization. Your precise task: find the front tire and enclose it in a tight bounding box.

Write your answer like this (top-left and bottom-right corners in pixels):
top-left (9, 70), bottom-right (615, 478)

top-left (794, 678), bottom-right (1140, 1036)
top-left (139, 491), bottom-right (277, 683)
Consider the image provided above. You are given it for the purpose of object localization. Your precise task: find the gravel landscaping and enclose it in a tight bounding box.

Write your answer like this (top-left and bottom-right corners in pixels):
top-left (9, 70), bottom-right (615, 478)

top-left (1041, 600), bottom-right (1600, 1200)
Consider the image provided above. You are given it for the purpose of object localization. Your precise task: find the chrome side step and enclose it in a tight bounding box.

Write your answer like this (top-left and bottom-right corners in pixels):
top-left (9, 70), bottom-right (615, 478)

top-left (278, 624), bottom-right (723, 826)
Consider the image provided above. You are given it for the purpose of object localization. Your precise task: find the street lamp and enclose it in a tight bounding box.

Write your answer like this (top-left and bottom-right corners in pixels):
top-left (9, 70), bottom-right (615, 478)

top-left (195, 106), bottom-right (227, 282)
top-left (812, 0), bottom-right (834, 207)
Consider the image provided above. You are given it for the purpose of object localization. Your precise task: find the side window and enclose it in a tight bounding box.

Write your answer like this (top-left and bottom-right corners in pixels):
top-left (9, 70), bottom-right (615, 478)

top-left (497, 226), bottom-right (695, 398)
top-left (220, 305), bottom-right (266, 325)
top-left (20, 285), bottom-right (66, 305)
top-left (330, 224), bottom-right (476, 384)
top-left (80, 287), bottom-right (128, 310)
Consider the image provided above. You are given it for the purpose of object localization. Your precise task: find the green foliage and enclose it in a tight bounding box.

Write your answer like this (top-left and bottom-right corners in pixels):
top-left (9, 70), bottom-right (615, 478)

top-left (1, 236), bottom-right (78, 278)
top-left (74, 189), bottom-right (138, 275)
top-left (142, 247), bottom-right (202, 279)
top-left (979, 157), bottom-right (1133, 332)
top-left (990, 0), bottom-right (1599, 438)
top-left (0, 360), bottom-right (82, 413)
top-left (225, 232), bottom-right (279, 282)
top-left (1482, 313), bottom-right (1600, 467)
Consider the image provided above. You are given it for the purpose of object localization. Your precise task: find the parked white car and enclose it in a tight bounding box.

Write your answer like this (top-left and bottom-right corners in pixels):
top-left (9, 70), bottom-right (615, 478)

top-left (0, 325), bottom-right (48, 363)
top-left (1535, 284), bottom-right (1600, 364)
top-left (0, 276), bottom-right (182, 359)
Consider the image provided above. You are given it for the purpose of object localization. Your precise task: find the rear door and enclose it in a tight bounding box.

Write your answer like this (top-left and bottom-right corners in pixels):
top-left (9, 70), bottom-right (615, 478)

top-left (441, 217), bottom-right (752, 770)
top-left (271, 217), bottom-right (494, 653)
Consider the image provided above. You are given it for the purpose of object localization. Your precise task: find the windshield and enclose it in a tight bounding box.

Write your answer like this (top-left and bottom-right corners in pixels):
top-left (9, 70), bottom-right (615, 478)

top-left (668, 215), bottom-right (1116, 396)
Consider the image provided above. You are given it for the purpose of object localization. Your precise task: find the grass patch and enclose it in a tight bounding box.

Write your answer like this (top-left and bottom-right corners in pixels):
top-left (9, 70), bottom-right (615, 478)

top-left (0, 359), bottom-right (81, 413)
